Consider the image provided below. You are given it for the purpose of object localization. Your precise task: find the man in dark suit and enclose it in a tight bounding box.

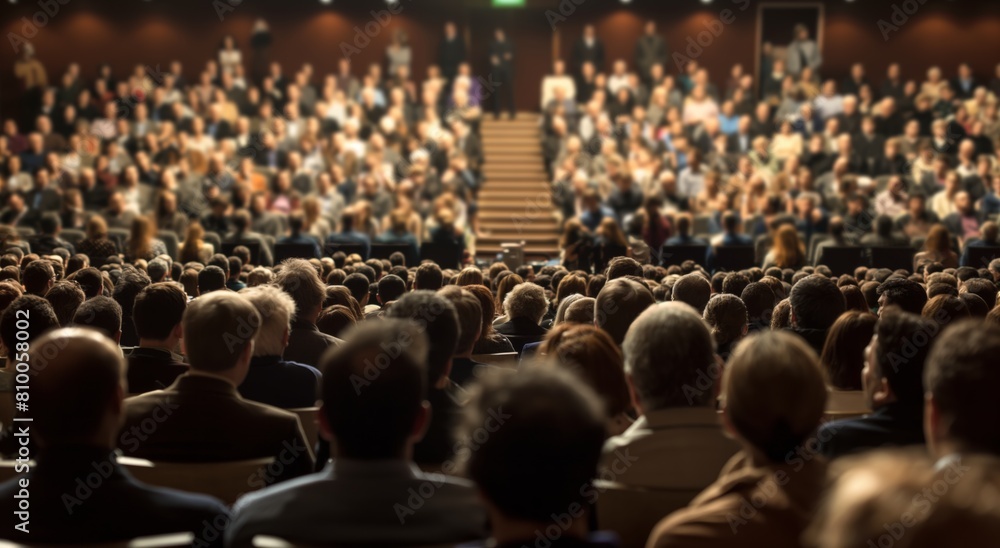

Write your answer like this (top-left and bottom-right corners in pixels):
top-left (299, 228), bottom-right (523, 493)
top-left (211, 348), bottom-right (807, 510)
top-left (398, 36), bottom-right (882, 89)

top-left (23, 167), bottom-right (61, 228)
top-left (495, 282), bottom-right (549, 352)
top-left (239, 284), bottom-right (322, 409)
top-left (726, 115), bottom-right (754, 155)
top-left (635, 20), bottom-right (667, 84)
top-left (119, 291), bottom-right (314, 481)
top-left (123, 282), bottom-right (189, 395)
top-left (571, 24), bottom-right (605, 75)
top-left (30, 213), bottom-right (75, 255)
top-left (275, 258), bottom-right (342, 368)
top-left (817, 312), bottom-right (935, 459)
top-left (0, 328), bottom-right (228, 545)
top-left (489, 28), bottom-right (516, 120)
top-left (952, 63), bottom-right (977, 100)
top-left (439, 21), bottom-right (466, 85)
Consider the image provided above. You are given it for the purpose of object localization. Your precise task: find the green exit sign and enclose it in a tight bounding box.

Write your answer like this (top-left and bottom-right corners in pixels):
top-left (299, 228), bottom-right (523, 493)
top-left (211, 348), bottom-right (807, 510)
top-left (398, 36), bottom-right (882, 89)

top-left (493, 0), bottom-right (526, 7)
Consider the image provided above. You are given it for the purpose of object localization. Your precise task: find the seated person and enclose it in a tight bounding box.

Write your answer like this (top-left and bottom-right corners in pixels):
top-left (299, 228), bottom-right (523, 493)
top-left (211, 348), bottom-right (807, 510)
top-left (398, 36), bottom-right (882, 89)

top-left (495, 283), bottom-right (549, 352)
top-left (462, 366), bottom-right (616, 547)
top-left (818, 311), bottom-right (937, 458)
top-left (238, 284), bottom-right (322, 409)
top-left (225, 320), bottom-right (487, 546)
top-left (119, 291), bottom-right (314, 481)
top-left (124, 282), bottom-right (189, 394)
top-left (438, 286), bottom-right (488, 388)
top-left (603, 303), bottom-right (738, 492)
top-left (0, 329), bottom-right (228, 545)
top-left (648, 331), bottom-right (828, 547)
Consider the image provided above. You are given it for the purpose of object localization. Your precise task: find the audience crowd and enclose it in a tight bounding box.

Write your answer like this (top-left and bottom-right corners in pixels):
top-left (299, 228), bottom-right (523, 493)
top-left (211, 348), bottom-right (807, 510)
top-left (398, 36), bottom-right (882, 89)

top-left (0, 16), bottom-right (999, 548)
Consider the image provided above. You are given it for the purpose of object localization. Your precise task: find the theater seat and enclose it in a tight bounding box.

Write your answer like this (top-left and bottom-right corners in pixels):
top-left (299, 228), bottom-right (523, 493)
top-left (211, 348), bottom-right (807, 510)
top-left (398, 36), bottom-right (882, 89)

top-left (288, 407), bottom-right (320, 460)
top-left (120, 456), bottom-right (275, 505)
top-left (0, 532), bottom-right (194, 547)
top-left (470, 352), bottom-right (519, 369)
top-left (593, 479), bottom-right (701, 548)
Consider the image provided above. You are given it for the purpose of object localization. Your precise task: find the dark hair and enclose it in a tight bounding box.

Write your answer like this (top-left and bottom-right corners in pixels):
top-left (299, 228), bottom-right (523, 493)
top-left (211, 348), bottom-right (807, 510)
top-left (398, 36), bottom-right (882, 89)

top-left (386, 291), bottom-right (458, 384)
top-left (741, 282), bottom-right (776, 329)
top-left (595, 278), bottom-right (655, 345)
top-left (133, 283), bottom-right (187, 340)
top-left (72, 296), bottom-right (123, 340)
top-left (198, 265), bottom-right (227, 293)
top-left (925, 321), bottom-right (1000, 455)
top-left (462, 367), bottom-right (605, 523)
top-left (343, 273), bottom-right (372, 304)
top-left (820, 310), bottom-right (877, 391)
top-left (438, 286), bottom-right (483, 355)
top-left (321, 320), bottom-right (427, 459)
top-left (73, 267), bottom-right (105, 299)
top-left (722, 272), bottom-right (751, 297)
top-left (876, 278), bottom-right (928, 315)
top-left (415, 262), bottom-right (443, 290)
top-left (606, 256), bottom-right (643, 280)
top-left (671, 273), bottom-right (711, 313)
top-left (1, 295), bottom-right (59, 351)
top-left (23, 260), bottom-right (55, 296)
top-left (377, 274), bottom-right (406, 304)
top-left (45, 280), bottom-right (85, 326)
top-left (316, 305), bottom-right (357, 338)
top-left (790, 275), bottom-right (846, 330)
top-left (961, 278), bottom-right (997, 309)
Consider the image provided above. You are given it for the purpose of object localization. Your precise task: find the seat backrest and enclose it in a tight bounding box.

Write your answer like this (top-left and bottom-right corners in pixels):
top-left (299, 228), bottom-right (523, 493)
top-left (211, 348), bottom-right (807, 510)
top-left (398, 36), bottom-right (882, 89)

top-left (471, 352), bottom-right (519, 369)
top-left (222, 241), bottom-right (262, 265)
top-left (692, 214), bottom-right (714, 235)
top-left (817, 246), bottom-right (868, 276)
top-left (659, 245), bottom-right (708, 267)
top-left (157, 230), bottom-right (179, 259)
top-left (288, 407), bottom-right (320, 460)
top-left (965, 246), bottom-right (1000, 270)
top-left (808, 233), bottom-right (832, 264)
top-left (419, 242), bottom-right (463, 269)
top-left (324, 242), bottom-right (367, 260)
top-left (868, 246), bottom-right (916, 271)
top-left (713, 245), bottom-right (756, 272)
top-left (593, 480), bottom-right (700, 548)
top-left (15, 226), bottom-right (35, 240)
top-left (203, 231), bottom-right (223, 253)
top-left (273, 243), bottom-right (320, 263)
top-left (61, 228), bottom-right (86, 247)
top-left (120, 456), bottom-right (275, 505)
top-left (107, 228), bottom-right (130, 250)
top-left (754, 234), bottom-right (773, 264)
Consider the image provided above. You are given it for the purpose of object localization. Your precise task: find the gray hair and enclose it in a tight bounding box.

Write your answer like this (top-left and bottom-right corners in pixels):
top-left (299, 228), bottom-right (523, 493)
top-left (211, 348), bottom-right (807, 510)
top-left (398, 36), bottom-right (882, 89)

top-left (504, 283), bottom-right (548, 324)
top-left (622, 302), bottom-right (717, 411)
top-left (554, 293), bottom-right (585, 325)
top-left (239, 284), bottom-right (297, 357)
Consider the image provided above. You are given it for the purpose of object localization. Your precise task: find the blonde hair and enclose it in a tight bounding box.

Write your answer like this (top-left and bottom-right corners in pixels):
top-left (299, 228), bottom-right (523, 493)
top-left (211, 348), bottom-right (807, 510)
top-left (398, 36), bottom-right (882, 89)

top-left (239, 284), bottom-right (296, 357)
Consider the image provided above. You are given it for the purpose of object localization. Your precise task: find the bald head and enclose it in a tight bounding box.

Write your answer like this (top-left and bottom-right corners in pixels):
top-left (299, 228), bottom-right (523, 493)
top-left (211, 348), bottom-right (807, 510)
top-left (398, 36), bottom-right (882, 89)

top-left (30, 328), bottom-right (125, 448)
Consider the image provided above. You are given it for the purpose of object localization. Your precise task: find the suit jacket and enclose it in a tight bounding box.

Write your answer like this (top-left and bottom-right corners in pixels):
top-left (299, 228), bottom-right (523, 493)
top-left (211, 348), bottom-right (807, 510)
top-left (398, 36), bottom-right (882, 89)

top-left (0, 445), bottom-right (228, 546)
top-left (28, 234), bottom-right (75, 255)
top-left (571, 38), bottom-right (605, 72)
top-left (120, 374), bottom-right (314, 481)
top-left (225, 459), bottom-right (487, 547)
top-left (449, 356), bottom-right (488, 388)
top-left (601, 407), bottom-right (739, 491)
top-left (648, 451), bottom-right (827, 548)
top-left (494, 317), bottom-right (548, 352)
top-left (816, 403), bottom-right (925, 459)
top-left (785, 39), bottom-right (822, 75)
top-left (239, 355), bottom-right (321, 409)
top-left (635, 35), bottom-right (667, 74)
top-left (124, 346), bottom-right (189, 395)
top-left (284, 319), bottom-right (342, 368)
top-left (439, 36), bottom-right (467, 79)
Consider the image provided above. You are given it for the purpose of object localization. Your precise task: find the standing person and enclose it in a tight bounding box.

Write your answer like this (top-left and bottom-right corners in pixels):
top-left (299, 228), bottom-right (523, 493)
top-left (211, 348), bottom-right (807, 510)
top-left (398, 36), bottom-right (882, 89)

top-left (785, 23), bottom-right (822, 77)
top-left (439, 21), bottom-right (466, 87)
top-left (385, 29), bottom-right (412, 80)
top-left (635, 20), bottom-right (667, 84)
top-left (250, 19), bottom-right (272, 83)
top-left (219, 35), bottom-right (242, 78)
top-left (13, 43), bottom-right (47, 130)
top-left (571, 24), bottom-right (606, 75)
top-left (489, 28), bottom-right (516, 120)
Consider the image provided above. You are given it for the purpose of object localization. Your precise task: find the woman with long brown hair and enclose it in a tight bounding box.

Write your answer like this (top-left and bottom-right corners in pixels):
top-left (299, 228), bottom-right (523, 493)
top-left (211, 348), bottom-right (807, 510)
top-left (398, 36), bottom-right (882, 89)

top-left (465, 283), bottom-right (515, 354)
top-left (77, 215), bottom-right (118, 264)
top-left (179, 221), bottom-right (213, 264)
top-left (914, 223), bottom-right (958, 271)
top-left (492, 273), bottom-right (523, 327)
top-left (762, 224), bottom-right (806, 270)
top-left (124, 215), bottom-right (167, 263)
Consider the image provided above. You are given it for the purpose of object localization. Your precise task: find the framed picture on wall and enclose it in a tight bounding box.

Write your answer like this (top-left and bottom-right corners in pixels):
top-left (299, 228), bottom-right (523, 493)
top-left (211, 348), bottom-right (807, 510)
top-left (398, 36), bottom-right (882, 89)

top-left (756, 2), bottom-right (825, 101)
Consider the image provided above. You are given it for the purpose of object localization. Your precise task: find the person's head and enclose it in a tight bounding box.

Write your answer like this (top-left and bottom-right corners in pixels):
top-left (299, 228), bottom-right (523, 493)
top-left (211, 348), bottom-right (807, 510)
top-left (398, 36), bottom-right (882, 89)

top-left (790, 275), bottom-right (846, 330)
top-left (414, 262), bottom-right (443, 290)
top-left (30, 328), bottom-right (127, 449)
top-left (239, 284), bottom-right (296, 359)
top-left (773, 224), bottom-right (805, 269)
top-left (960, 278), bottom-right (997, 310)
top-left (921, 294), bottom-right (970, 329)
top-left (877, 278), bottom-right (928, 316)
top-left (863, 310), bottom-right (937, 413)
top-left (924, 224), bottom-right (952, 253)
top-left (1, 294), bottom-right (58, 357)
top-left (460, 366), bottom-right (605, 529)
top-left (74, 267), bottom-right (105, 299)
top-left (146, 258), bottom-right (169, 283)
top-left (503, 282), bottom-right (548, 324)
top-left (595, 278), bottom-right (655, 346)
top-left (72, 296), bottom-right (122, 343)
top-left (386, 291), bottom-right (459, 386)
top-left (924, 321), bottom-right (1000, 457)
top-left (132, 282), bottom-right (186, 345)
top-left (343, 273), bottom-right (372, 307)
top-left (197, 265), bottom-right (227, 294)
top-left (376, 274), bottom-right (406, 305)
top-left (540, 324), bottom-right (631, 419)
top-left (316, 305), bottom-right (357, 338)
top-left (275, 258), bottom-right (326, 324)
top-left (722, 331), bottom-right (827, 463)
top-left (182, 291), bottom-right (260, 381)
top-left (437, 286), bottom-right (483, 357)
top-left (703, 294), bottom-right (748, 348)
top-left (820, 310), bottom-right (877, 391)
top-left (320, 319), bottom-right (428, 460)
top-left (741, 282), bottom-right (777, 328)
top-left (623, 302), bottom-right (717, 413)
top-left (606, 256), bottom-right (643, 280)
top-left (45, 280), bottom-right (86, 327)
top-left (671, 272), bottom-right (711, 313)
top-left (23, 259), bottom-right (55, 296)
